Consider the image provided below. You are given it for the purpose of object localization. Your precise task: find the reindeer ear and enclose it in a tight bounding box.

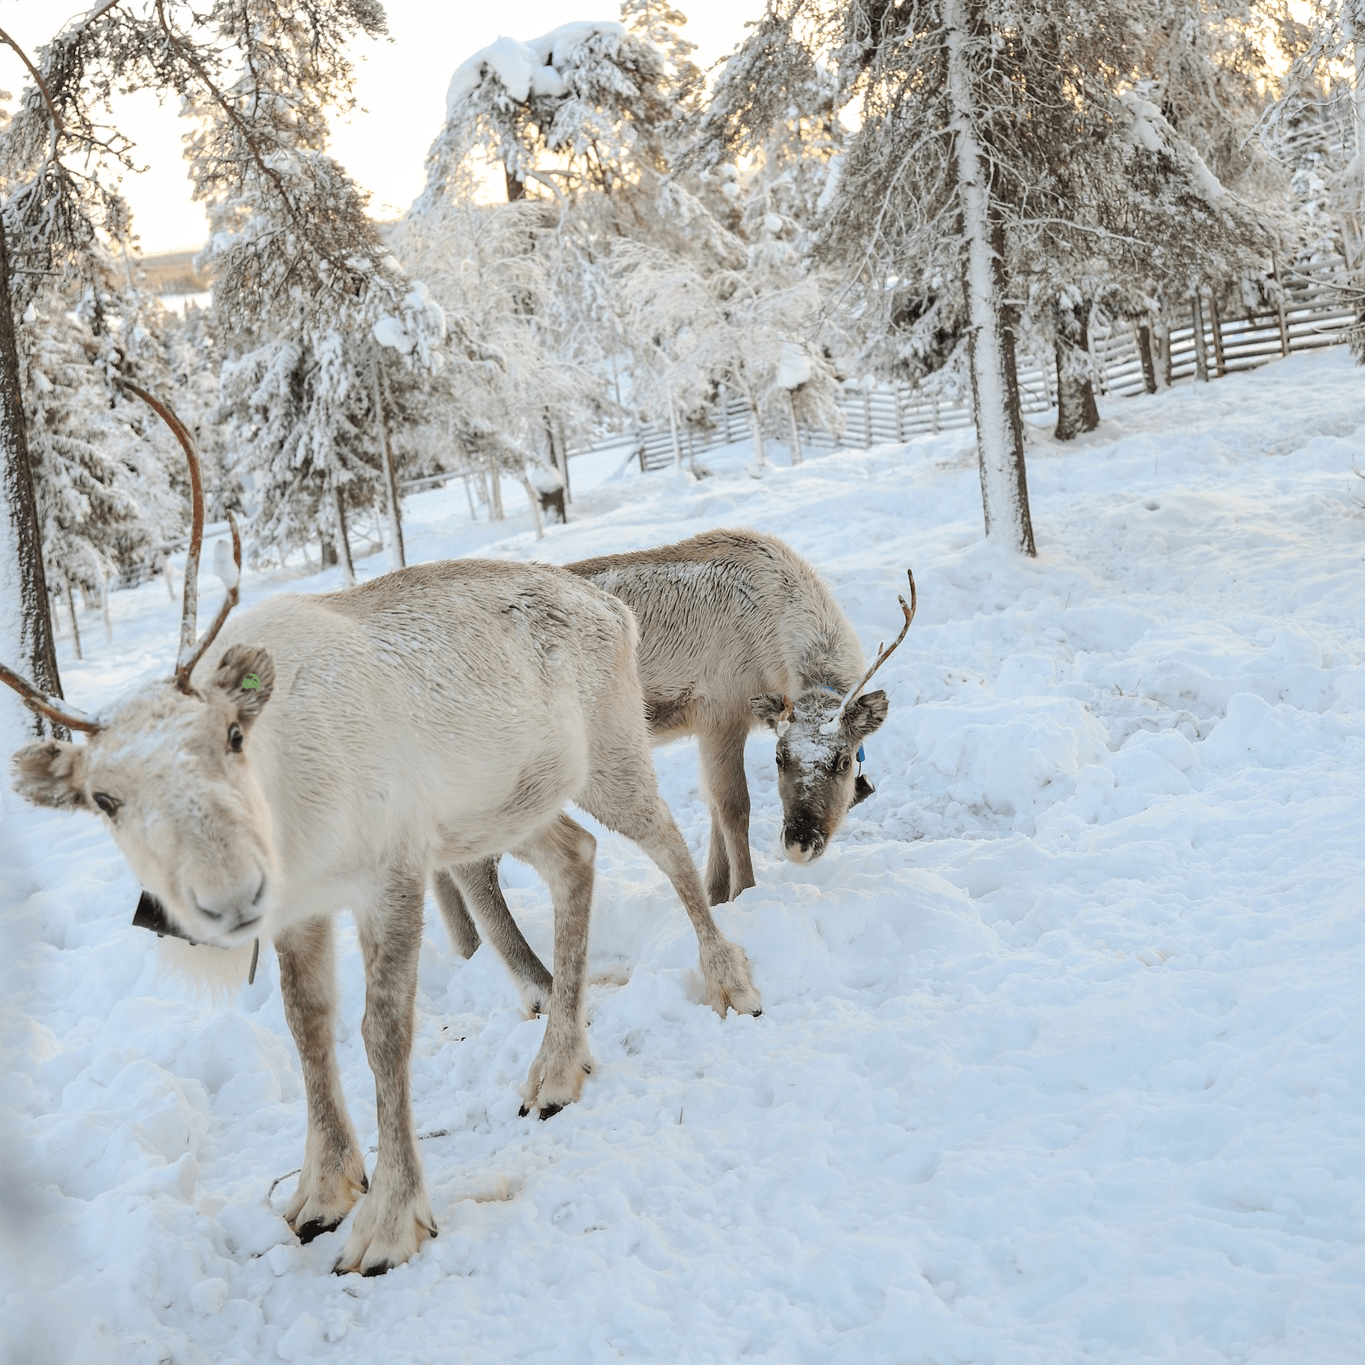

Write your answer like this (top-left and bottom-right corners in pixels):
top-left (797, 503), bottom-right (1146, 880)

top-left (211, 644), bottom-right (274, 726)
top-left (750, 693), bottom-right (793, 733)
top-left (843, 690), bottom-right (888, 741)
top-left (11, 740), bottom-right (88, 811)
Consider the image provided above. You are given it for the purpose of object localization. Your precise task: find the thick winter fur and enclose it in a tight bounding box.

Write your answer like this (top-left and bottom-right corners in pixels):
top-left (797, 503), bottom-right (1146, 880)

top-left (436, 530), bottom-right (888, 1004)
top-left (10, 558), bottom-right (759, 1276)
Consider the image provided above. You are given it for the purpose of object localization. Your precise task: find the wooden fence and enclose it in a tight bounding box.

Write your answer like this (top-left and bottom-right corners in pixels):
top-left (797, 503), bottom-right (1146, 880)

top-left (581, 255), bottom-right (1358, 470)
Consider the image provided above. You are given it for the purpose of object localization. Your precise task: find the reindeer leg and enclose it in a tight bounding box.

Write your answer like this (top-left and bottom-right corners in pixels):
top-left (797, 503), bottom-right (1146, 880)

top-left (277, 916), bottom-right (368, 1244)
top-left (580, 772), bottom-right (761, 1018)
top-left (448, 857), bottom-right (554, 1014)
top-left (432, 868), bottom-right (481, 958)
top-left (508, 817), bottom-right (596, 1118)
top-left (334, 871), bottom-right (436, 1276)
top-left (697, 721), bottom-right (756, 905)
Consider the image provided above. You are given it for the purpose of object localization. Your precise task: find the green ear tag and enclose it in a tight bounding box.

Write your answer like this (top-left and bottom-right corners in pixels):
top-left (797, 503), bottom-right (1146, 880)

top-left (241, 673), bottom-right (262, 691)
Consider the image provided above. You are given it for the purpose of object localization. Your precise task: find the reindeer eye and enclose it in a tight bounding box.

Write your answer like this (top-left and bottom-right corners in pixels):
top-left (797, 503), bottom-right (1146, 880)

top-left (837, 754), bottom-right (852, 774)
top-left (775, 750), bottom-right (789, 769)
top-left (228, 722), bottom-right (244, 753)
top-left (92, 792), bottom-right (121, 819)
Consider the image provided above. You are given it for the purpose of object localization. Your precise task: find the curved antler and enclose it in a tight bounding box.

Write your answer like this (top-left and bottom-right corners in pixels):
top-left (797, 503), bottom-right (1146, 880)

top-left (176, 511), bottom-right (241, 688)
top-left (116, 379), bottom-right (242, 692)
top-left (821, 570), bottom-right (917, 733)
top-left (0, 662), bottom-right (101, 734)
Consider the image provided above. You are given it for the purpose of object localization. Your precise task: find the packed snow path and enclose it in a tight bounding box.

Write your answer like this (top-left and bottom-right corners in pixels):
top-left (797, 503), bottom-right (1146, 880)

top-left (3, 349), bottom-right (1363, 1363)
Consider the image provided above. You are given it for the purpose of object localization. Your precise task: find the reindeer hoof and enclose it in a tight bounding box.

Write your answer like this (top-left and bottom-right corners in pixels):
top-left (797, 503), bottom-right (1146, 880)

top-left (295, 1217), bottom-right (345, 1245)
top-left (538, 1103), bottom-right (563, 1121)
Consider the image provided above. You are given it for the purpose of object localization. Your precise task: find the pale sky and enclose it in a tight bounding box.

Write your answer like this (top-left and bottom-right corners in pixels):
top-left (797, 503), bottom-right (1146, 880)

top-left (0, 0), bottom-right (762, 256)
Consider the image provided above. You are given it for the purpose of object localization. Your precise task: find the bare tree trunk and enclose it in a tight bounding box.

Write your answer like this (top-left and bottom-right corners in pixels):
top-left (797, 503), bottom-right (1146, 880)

top-left (945, 0), bottom-right (1036, 556)
top-left (1191, 293), bottom-right (1210, 382)
top-left (550, 416), bottom-right (570, 502)
top-left (787, 393), bottom-right (804, 464)
top-left (488, 454), bottom-right (504, 520)
top-left (330, 486), bottom-right (355, 586)
top-left (0, 212), bottom-right (67, 741)
top-left (1053, 296), bottom-right (1100, 441)
top-left (518, 473), bottom-right (545, 540)
top-left (371, 360), bottom-right (405, 570)
top-left (747, 401), bottom-right (767, 476)
top-left (65, 582), bottom-right (82, 661)
top-left (667, 384), bottom-right (683, 473)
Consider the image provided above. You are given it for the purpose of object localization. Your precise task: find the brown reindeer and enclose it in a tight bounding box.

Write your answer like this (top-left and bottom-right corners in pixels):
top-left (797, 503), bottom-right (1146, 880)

top-left (4, 405), bottom-right (759, 1277)
top-left (435, 529), bottom-right (913, 1012)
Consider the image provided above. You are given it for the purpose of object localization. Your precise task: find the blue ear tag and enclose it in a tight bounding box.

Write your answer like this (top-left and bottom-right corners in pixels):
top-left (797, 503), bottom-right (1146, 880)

top-left (856, 744), bottom-right (865, 764)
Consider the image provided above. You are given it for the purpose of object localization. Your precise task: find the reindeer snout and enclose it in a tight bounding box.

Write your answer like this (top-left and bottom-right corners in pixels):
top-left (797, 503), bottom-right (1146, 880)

top-left (193, 874), bottom-right (267, 939)
top-left (781, 828), bottom-right (826, 864)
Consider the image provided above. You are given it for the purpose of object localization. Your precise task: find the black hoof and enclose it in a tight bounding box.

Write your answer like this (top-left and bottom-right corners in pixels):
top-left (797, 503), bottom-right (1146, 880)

top-left (362, 1261), bottom-right (392, 1278)
top-left (751, 1008), bottom-right (763, 1018)
top-left (518, 1104), bottom-right (529, 1118)
top-left (538, 1103), bottom-right (563, 1121)
top-left (295, 1217), bottom-right (344, 1246)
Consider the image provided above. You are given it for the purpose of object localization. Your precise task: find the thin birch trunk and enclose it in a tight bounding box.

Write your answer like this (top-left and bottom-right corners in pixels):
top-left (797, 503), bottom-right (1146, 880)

top-left (787, 393), bottom-right (804, 464)
top-left (331, 486), bottom-right (355, 586)
top-left (518, 473), bottom-right (545, 540)
top-left (747, 401), bottom-right (766, 476)
top-left (488, 455), bottom-right (504, 520)
top-left (1191, 293), bottom-right (1210, 382)
top-left (65, 582), bottom-right (82, 661)
top-left (666, 375), bottom-right (683, 472)
top-left (944, 0), bottom-right (1036, 556)
top-left (371, 360), bottom-right (405, 570)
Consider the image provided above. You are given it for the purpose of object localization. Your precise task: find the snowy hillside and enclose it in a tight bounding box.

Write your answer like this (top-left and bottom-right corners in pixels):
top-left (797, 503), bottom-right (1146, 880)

top-left (3, 347), bottom-right (1364, 1364)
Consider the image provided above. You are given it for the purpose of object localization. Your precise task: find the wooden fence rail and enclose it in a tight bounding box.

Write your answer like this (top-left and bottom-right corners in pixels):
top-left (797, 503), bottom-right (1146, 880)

top-left (574, 256), bottom-right (1358, 471)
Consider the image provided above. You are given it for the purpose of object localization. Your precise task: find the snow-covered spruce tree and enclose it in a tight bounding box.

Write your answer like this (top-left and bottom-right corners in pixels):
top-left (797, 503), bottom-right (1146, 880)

top-left (389, 182), bottom-right (590, 533)
top-left (706, 2), bottom-right (1280, 532)
top-left (418, 17), bottom-right (710, 494)
top-left (1262, 0), bottom-right (1365, 356)
top-left (17, 284), bottom-right (165, 643)
top-left (617, 187), bottom-right (844, 474)
top-left (703, 0), bottom-right (1046, 550)
top-left (0, 0), bottom-right (396, 735)
top-left (186, 0), bottom-right (441, 575)
top-left (1003, 47), bottom-right (1272, 437)
top-left (0, 213), bottom-right (60, 741)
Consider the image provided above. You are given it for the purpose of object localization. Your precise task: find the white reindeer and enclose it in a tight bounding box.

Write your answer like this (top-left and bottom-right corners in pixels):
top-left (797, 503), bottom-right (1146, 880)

top-left (4, 397), bottom-right (760, 1276)
top-left (434, 529), bottom-right (913, 1012)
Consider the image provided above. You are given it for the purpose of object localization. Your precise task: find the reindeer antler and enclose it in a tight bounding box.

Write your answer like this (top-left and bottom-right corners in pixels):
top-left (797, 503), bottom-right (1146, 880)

top-left (0, 663), bottom-right (102, 735)
top-left (821, 570), bottom-right (917, 733)
top-left (117, 380), bottom-right (242, 692)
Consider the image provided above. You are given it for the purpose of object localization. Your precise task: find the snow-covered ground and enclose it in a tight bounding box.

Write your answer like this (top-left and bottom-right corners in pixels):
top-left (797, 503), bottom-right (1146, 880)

top-left (3, 348), bottom-right (1364, 1364)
